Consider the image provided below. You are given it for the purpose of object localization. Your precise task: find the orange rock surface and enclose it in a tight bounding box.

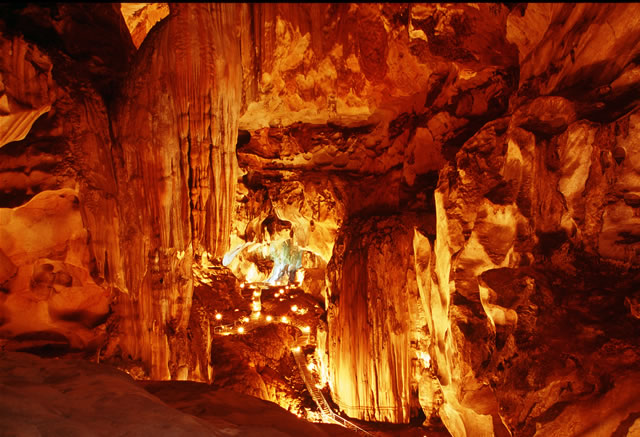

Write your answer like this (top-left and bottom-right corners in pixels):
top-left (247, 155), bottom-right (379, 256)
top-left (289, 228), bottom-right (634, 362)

top-left (1, 3), bottom-right (640, 436)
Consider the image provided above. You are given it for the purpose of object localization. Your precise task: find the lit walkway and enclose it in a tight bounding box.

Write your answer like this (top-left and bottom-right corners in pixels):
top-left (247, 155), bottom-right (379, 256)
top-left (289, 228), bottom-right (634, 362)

top-left (291, 336), bottom-right (375, 436)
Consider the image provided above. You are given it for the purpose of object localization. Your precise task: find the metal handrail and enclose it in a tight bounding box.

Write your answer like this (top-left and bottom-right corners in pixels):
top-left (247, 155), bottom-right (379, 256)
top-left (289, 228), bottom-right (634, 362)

top-left (291, 337), bottom-right (374, 436)
top-left (331, 392), bottom-right (408, 411)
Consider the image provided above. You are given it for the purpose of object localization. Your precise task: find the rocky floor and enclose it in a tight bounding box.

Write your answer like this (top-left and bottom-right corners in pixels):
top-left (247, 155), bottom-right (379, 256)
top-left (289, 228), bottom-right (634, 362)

top-left (0, 351), bottom-right (350, 437)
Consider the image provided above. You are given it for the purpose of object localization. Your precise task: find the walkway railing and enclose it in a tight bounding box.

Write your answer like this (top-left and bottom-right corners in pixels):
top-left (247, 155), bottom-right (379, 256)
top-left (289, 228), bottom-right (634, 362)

top-left (291, 336), bottom-right (374, 436)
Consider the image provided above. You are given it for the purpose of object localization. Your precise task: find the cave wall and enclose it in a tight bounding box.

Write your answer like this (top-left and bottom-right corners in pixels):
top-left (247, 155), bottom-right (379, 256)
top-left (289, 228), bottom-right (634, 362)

top-left (314, 3), bottom-right (640, 434)
top-left (2, 4), bottom-right (640, 436)
top-left (410, 4), bottom-right (640, 436)
top-left (418, 99), bottom-right (640, 437)
top-left (0, 4), bottom-right (132, 357)
top-left (0, 3), bottom-right (244, 380)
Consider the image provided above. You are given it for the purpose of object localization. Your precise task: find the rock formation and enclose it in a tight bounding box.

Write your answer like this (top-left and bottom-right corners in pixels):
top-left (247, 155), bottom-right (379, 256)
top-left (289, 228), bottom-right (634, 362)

top-left (108, 3), bottom-right (243, 380)
top-left (325, 215), bottom-right (430, 423)
top-left (0, 350), bottom-right (357, 437)
top-left (1, 3), bottom-right (640, 436)
top-left (0, 4), bottom-right (132, 359)
top-left (120, 3), bottom-right (169, 49)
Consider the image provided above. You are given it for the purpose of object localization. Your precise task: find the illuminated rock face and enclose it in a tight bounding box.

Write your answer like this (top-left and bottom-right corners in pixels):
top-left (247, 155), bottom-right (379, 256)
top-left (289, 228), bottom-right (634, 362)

top-left (226, 171), bottom-right (345, 287)
top-left (412, 3), bottom-right (640, 430)
top-left (238, 4), bottom-right (517, 133)
top-left (0, 8), bottom-right (131, 356)
top-left (325, 215), bottom-right (431, 423)
top-left (2, 4), bottom-right (640, 435)
top-left (418, 104), bottom-right (640, 436)
top-left (109, 3), bottom-right (242, 379)
top-left (0, 35), bottom-right (54, 149)
top-left (120, 3), bottom-right (169, 48)
top-left (228, 2), bottom-right (518, 294)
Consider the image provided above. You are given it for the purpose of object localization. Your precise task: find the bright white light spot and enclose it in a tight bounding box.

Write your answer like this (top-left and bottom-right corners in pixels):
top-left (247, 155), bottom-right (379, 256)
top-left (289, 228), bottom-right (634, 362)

top-left (307, 362), bottom-right (315, 371)
top-left (281, 316), bottom-right (289, 323)
top-left (242, 317), bottom-right (250, 323)
top-left (240, 283), bottom-right (245, 288)
top-left (418, 351), bottom-right (431, 368)
top-left (246, 264), bottom-right (260, 283)
top-left (293, 346), bottom-right (301, 352)
top-left (237, 327), bottom-right (245, 334)
top-left (266, 315), bottom-right (273, 322)
top-left (253, 291), bottom-right (260, 296)
top-left (215, 313), bottom-right (222, 320)
top-left (279, 288), bottom-right (284, 293)
top-left (291, 305), bottom-right (298, 312)
top-left (302, 326), bottom-right (311, 333)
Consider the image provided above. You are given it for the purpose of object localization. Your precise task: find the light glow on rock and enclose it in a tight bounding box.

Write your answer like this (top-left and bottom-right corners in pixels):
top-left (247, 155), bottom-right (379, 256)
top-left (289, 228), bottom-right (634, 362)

top-left (245, 264), bottom-right (260, 283)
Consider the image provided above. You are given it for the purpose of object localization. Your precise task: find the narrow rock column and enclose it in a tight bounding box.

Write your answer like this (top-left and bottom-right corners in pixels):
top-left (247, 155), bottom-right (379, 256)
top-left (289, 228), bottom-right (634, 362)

top-left (327, 216), bottom-right (420, 423)
top-left (110, 3), bottom-right (242, 380)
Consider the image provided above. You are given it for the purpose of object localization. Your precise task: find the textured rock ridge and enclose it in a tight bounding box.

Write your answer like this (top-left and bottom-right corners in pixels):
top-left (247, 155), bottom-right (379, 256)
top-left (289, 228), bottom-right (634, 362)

top-left (120, 3), bottom-right (169, 49)
top-left (109, 3), bottom-right (243, 379)
top-left (418, 95), bottom-right (640, 437)
top-left (0, 35), bottom-right (54, 149)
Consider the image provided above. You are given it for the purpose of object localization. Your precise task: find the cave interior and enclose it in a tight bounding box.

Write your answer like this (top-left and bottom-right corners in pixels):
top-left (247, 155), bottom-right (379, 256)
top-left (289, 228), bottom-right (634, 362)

top-left (1, 3), bottom-right (640, 437)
